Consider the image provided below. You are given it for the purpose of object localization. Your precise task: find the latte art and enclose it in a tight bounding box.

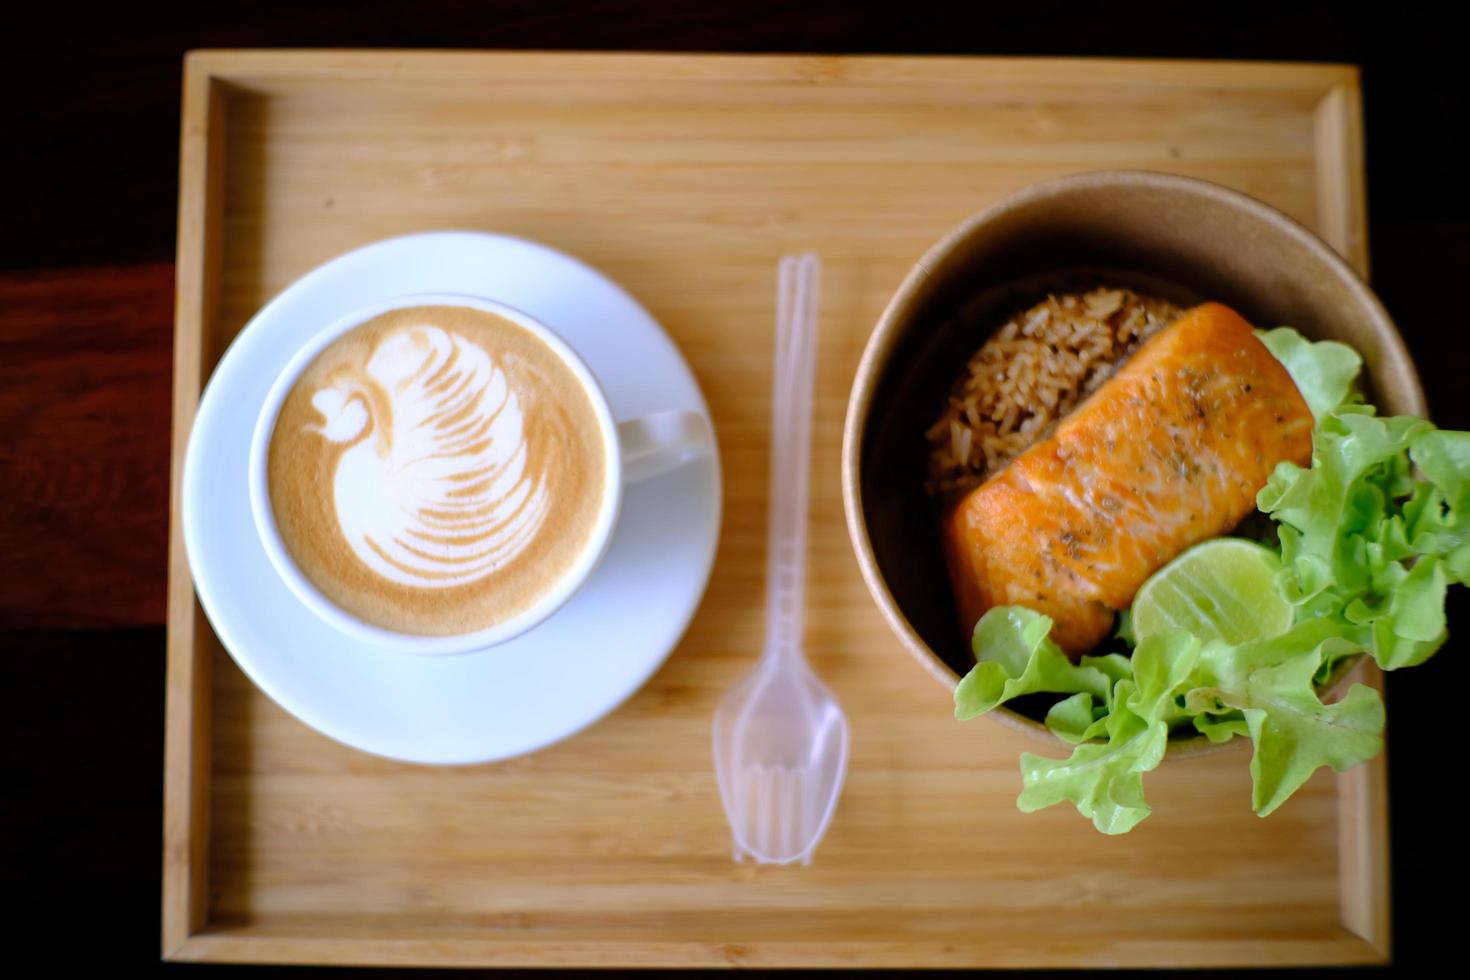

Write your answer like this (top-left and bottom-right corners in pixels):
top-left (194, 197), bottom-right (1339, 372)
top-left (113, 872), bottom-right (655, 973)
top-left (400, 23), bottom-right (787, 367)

top-left (306, 325), bottom-right (551, 587)
top-left (267, 305), bottom-right (608, 637)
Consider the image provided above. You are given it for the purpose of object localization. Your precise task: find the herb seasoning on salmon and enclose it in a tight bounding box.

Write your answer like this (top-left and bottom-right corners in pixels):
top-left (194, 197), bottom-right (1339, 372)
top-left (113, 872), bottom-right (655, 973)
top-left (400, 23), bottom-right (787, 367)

top-left (941, 302), bottom-right (1314, 655)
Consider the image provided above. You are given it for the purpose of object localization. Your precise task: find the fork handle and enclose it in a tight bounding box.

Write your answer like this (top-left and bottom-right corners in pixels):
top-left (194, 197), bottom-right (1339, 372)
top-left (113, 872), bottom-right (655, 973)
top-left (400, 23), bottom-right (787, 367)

top-left (765, 253), bottom-right (819, 661)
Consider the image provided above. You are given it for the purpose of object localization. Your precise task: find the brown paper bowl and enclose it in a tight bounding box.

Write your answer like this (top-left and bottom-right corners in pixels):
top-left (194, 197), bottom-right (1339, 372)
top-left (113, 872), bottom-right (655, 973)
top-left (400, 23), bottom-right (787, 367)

top-left (841, 170), bottom-right (1426, 754)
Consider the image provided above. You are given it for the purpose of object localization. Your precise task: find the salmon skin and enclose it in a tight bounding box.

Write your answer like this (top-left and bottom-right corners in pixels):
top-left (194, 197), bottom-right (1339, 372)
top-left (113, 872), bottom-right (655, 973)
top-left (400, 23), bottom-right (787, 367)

top-left (942, 303), bottom-right (1314, 656)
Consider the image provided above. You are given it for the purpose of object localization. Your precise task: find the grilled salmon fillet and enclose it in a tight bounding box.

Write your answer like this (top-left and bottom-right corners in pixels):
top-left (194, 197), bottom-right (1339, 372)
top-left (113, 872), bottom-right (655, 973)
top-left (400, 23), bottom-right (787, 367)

top-left (942, 302), bottom-right (1314, 656)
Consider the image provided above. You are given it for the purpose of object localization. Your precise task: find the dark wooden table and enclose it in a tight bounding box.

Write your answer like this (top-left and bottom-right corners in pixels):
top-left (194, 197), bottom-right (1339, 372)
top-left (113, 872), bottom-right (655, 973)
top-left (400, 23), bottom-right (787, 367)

top-left (6, 2), bottom-right (1463, 974)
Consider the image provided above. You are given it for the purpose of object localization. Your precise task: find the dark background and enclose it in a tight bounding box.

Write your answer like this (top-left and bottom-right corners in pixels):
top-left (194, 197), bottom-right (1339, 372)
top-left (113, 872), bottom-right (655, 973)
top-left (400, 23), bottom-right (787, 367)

top-left (4, 1), bottom-right (1463, 975)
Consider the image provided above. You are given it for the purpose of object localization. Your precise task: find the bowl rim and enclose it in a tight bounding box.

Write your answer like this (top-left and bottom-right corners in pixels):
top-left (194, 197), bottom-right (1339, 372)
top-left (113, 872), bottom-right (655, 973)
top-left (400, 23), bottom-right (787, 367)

top-left (839, 169), bottom-right (1427, 750)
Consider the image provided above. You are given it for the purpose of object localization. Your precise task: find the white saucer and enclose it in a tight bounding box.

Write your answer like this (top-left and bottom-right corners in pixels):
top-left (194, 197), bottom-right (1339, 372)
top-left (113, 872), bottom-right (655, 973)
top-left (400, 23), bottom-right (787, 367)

top-left (182, 231), bottom-right (722, 765)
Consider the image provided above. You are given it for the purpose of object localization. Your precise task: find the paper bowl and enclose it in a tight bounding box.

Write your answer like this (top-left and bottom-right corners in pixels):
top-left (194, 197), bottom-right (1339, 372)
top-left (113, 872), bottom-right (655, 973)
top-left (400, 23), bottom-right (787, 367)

top-left (841, 170), bottom-right (1426, 752)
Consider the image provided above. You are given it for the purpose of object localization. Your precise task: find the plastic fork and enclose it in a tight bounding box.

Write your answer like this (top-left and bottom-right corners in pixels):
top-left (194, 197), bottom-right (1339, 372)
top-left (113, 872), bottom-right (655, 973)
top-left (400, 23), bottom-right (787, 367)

top-left (712, 253), bottom-right (850, 865)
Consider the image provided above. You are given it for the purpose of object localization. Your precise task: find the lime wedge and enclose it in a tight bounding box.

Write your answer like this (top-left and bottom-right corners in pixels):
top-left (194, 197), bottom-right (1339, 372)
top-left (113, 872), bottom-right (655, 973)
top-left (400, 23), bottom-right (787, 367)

top-left (1131, 538), bottom-right (1292, 646)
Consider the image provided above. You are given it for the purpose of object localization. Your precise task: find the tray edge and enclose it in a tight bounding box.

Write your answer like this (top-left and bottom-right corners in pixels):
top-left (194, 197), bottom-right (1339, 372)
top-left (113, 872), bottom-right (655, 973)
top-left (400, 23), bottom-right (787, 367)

top-left (159, 51), bottom-right (1390, 967)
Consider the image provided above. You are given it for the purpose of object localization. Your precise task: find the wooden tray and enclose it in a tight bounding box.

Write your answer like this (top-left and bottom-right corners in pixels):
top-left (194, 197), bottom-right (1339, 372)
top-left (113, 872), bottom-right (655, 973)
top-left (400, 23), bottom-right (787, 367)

top-left (165, 51), bottom-right (1388, 968)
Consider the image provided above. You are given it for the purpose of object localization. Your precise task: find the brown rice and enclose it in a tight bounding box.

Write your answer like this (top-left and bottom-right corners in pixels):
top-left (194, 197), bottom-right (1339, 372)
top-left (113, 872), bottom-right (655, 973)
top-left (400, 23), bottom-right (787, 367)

top-left (926, 287), bottom-right (1183, 498)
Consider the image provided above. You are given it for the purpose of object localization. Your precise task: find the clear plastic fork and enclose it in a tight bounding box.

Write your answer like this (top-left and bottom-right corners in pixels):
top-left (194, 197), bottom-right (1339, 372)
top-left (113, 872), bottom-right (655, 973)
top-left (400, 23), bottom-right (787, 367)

top-left (712, 253), bottom-right (850, 865)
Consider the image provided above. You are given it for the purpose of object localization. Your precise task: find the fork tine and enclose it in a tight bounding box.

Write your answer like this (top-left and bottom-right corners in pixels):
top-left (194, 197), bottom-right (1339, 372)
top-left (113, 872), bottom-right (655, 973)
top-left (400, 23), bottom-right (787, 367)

top-left (801, 761), bottom-right (818, 845)
top-left (783, 766), bottom-right (800, 860)
top-left (767, 766), bottom-right (783, 857)
top-left (770, 766), bottom-right (786, 860)
top-left (752, 764), bottom-right (773, 857)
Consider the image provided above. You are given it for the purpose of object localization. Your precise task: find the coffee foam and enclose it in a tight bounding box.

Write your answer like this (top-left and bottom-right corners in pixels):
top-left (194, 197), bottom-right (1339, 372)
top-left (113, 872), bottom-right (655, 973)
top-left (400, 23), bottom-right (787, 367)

top-left (267, 306), bottom-right (607, 636)
top-left (309, 325), bottom-right (551, 587)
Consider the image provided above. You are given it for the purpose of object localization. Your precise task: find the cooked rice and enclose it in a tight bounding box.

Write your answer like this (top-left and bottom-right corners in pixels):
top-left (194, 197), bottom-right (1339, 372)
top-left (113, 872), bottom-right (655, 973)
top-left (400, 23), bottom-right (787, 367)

top-left (926, 287), bottom-right (1183, 498)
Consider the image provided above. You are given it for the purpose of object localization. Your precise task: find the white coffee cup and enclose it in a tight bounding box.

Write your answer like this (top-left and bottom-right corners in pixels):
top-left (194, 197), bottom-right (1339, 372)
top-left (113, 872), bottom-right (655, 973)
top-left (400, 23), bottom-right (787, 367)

top-left (247, 292), bottom-right (711, 655)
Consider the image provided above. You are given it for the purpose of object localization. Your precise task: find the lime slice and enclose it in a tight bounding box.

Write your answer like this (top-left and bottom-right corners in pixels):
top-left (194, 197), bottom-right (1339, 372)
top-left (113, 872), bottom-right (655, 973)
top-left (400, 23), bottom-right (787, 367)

top-left (1131, 538), bottom-right (1292, 646)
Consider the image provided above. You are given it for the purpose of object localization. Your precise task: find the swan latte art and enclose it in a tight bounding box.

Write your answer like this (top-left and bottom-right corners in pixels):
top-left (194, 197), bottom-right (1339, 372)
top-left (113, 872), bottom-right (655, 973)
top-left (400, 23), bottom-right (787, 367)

top-left (267, 305), bottom-right (608, 636)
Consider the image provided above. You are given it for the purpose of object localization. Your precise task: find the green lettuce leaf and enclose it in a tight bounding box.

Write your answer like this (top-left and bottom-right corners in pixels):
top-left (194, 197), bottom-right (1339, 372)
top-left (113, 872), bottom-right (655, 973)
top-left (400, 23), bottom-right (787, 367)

top-left (1045, 693), bottom-right (1108, 744)
top-left (1368, 555), bottom-right (1447, 669)
top-left (1114, 608), bottom-right (1137, 646)
top-left (1259, 407), bottom-right (1466, 670)
top-left (1257, 326), bottom-right (1363, 420)
top-left (1184, 651), bottom-right (1383, 816)
top-left (1126, 630), bottom-right (1202, 725)
top-left (1405, 428), bottom-right (1470, 584)
top-left (954, 607), bottom-right (1124, 720)
top-left (1193, 709), bottom-right (1250, 743)
top-left (1170, 620), bottom-right (1373, 810)
top-left (1041, 650), bottom-right (1137, 743)
top-left (1019, 686), bottom-right (1168, 835)
top-left (1022, 632), bottom-right (1201, 832)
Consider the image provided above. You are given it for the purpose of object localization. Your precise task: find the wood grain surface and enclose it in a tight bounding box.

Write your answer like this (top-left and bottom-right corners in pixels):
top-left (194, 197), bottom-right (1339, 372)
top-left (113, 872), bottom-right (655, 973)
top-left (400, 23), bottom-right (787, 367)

top-left (0, 265), bottom-right (174, 628)
top-left (156, 51), bottom-right (1407, 968)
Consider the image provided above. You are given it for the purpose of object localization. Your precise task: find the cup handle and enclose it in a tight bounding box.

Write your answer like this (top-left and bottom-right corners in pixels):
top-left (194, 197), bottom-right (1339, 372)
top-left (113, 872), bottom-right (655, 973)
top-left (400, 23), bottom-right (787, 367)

top-left (618, 410), bottom-right (713, 484)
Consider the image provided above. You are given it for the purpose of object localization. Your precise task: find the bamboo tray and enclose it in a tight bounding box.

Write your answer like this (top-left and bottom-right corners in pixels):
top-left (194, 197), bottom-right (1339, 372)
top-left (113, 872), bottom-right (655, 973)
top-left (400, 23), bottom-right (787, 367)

top-left (165, 51), bottom-right (1388, 967)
